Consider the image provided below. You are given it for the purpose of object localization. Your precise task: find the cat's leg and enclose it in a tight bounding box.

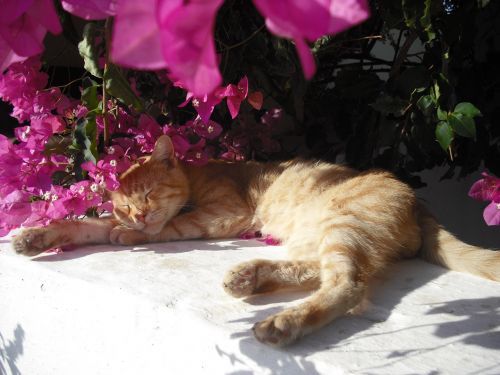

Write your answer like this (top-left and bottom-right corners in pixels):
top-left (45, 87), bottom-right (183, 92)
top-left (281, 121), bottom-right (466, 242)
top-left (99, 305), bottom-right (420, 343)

top-left (252, 247), bottom-right (368, 346)
top-left (223, 259), bottom-right (320, 297)
top-left (12, 217), bottom-right (117, 256)
top-left (110, 200), bottom-right (252, 245)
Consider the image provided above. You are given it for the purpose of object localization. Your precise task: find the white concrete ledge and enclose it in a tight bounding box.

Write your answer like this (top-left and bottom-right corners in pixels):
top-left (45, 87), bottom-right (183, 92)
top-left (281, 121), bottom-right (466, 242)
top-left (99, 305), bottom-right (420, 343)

top-left (1, 238), bottom-right (499, 375)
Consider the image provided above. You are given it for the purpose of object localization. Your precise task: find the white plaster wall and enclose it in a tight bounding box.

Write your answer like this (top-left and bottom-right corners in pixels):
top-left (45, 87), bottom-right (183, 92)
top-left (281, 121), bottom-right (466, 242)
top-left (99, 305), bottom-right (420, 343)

top-left (417, 167), bottom-right (499, 249)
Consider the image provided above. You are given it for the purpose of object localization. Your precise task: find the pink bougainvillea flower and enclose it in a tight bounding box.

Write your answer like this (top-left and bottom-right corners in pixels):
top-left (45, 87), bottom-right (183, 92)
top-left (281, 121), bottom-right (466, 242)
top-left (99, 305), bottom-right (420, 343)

top-left (178, 76), bottom-right (250, 123)
top-left (0, 0), bottom-right (61, 71)
top-left (67, 181), bottom-right (103, 215)
top-left (0, 42), bottom-right (24, 72)
top-left (163, 122), bottom-right (214, 166)
top-left (239, 231), bottom-right (281, 246)
top-left (127, 114), bottom-right (163, 153)
top-left (483, 201), bottom-right (500, 226)
top-left (157, 0), bottom-right (224, 96)
top-left (468, 173), bottom-right (500, 203)
top-left (113, 0), bottom-right (224, 94)
top-left (252, 0), bottom-right (370, 78)
top-left (218, 76), bottom-right (248, 119)
top-left (179, 89), bottom-right (223, 125)
top-left (0, 57), bottom-right (67, 121)
top-left (111, 0), bottom-right (166, 69)
top-left (189, 116), bottom-right (222, 140)
top-left (61, 0), bottom-right (117, 20)
top-left (0, 190), bottom-right (32, 227)
top-left (81, 159), bottom-right (121, 191)
top-left (260, 234), bottom-right (281, 246)
top-left (16, 115), bottom-right (66, 151)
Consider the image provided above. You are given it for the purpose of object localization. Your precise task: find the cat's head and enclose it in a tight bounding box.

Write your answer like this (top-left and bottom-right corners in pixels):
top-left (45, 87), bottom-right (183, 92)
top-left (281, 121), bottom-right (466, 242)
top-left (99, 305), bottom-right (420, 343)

top-left (110, 135), bottom-right (189, 235)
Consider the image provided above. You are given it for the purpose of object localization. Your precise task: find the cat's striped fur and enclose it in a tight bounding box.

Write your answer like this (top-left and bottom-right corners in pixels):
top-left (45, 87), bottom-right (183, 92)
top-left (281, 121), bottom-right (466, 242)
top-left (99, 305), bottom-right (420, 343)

top-left (13, 135), bottom-right (500, 346)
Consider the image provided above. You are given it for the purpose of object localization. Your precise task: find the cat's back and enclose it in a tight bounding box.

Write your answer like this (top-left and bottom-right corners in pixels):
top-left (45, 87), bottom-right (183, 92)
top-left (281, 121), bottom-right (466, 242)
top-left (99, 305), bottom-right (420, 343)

top-left (254, 159), bottom-right (418, 249)
top-left (261, 158), bottom-right (415, 207)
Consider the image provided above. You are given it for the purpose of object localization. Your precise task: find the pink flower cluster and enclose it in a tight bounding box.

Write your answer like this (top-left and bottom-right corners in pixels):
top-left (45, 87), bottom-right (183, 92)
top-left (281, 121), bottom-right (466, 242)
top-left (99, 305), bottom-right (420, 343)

top-left (0, 58), bottom-right (111, 235)
top-left (179, 77), bottom-right (257, 124)
top-left (1, 0), bottom-right (369, 98)
top-left (0, 53), bottom-right (269, 235)
top-left (0, 57), bottom-right (69, 122)
top-left (0, 0), bottom-right (61, 71)
top-left (112, 0), bottom-right (370, 96)
top-left (0, 129), bottom-right (113, 236)
top-left (469, 173), bottom-right (500, 226)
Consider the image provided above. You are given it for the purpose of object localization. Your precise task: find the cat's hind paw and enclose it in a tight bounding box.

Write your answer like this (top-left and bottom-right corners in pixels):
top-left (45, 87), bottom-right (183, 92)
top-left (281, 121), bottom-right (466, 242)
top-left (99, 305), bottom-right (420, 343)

top-left (253, 312), bottom-right (301, 347)
top-left (110, 226), bottom-right (148, 246)
top-left (12, 227), bottom-right (56, 256)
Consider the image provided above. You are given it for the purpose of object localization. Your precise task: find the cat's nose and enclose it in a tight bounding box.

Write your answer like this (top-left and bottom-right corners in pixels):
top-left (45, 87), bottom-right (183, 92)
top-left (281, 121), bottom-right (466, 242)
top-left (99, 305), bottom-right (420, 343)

top-left (135, 213), bottom-right (146, 223)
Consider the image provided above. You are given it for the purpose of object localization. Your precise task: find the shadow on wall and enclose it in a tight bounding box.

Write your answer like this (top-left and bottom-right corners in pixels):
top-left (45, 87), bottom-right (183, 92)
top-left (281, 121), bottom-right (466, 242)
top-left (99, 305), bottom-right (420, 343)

top-left (0, 324), bottom-right (25, 375)
top-left (417, 167), bottom-right (499, 249)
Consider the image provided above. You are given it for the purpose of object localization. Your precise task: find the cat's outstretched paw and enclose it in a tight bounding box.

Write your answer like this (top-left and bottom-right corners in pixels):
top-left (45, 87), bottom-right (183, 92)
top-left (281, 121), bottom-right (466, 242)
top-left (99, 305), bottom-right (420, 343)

top-left (223, 262), bottom-right (258, 297)
top-left (253, 312), bottom-right (301, 347)
top-left (110, 226), bottom-right (148, 245)
top-left (12, 227), bottom-right (58, 256)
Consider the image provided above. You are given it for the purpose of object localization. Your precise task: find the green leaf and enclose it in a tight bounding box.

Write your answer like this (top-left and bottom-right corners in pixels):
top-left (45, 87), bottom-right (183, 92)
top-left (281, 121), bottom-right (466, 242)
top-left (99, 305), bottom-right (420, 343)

top-left (103, 64), bottom-right (143, 111)
top-left (81, 85), bottom-right (100, 111)
top-left (437, 107), bottom-right (447, 121)
top-left (430, 81), bottom-right (440, 104)
top-left (435, 121), bottom-right (454, 150)
top-left (420, 0), bottom-right (436, 41)
top-left (454, 102), bottom-right (482, 118)
top-left (402, 0), bottom-right (419, 29)
top-left (78, 23), bottom-right (104, 78)
top-left (402, 0), bottom-right (438, 41)
top-left (73, 117), bottom-right (98, 165)
top-left (416, 95), bottom-right (433, 114)
top-left (448, 113), bottom-right (476, 139)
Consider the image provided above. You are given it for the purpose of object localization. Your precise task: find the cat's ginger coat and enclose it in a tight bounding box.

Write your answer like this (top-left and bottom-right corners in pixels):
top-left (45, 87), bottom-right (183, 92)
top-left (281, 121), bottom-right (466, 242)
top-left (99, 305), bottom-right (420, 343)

top-left (13, 135), bottom-right (500, 346)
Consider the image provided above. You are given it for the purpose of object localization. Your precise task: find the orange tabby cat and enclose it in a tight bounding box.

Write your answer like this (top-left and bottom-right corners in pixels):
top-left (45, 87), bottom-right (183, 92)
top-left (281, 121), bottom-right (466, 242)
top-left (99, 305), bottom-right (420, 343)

top-left (12, 135), bottom-right (500, 346)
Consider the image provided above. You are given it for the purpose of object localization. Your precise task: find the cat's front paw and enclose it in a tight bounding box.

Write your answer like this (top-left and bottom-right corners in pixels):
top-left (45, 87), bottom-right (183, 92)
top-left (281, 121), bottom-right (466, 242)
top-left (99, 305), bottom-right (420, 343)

top-left (223, 262), bottom-right (258, 297)
top-left (110, 226), bottom-right (148, 245)
top-left (12, 227), bottom-right (57, 256)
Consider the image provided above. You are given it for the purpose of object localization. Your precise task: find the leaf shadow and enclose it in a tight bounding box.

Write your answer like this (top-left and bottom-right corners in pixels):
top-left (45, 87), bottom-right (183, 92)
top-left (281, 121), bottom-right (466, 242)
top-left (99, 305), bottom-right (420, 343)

top-left (0, 324), bottom-right (25, 375)
top-left (224, 260), bottom-right (500, 374)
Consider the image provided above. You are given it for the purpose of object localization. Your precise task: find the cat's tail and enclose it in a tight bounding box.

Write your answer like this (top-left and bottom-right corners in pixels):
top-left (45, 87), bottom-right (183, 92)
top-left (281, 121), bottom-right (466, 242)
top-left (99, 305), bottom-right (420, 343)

top-left (417, 204), bottom-right (500, 281)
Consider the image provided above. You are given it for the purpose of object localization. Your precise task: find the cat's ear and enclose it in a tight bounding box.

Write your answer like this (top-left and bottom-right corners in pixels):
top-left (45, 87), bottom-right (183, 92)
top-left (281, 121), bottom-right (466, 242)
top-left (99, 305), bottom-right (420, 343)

top-left (150, 135), bottom-right (176, 165)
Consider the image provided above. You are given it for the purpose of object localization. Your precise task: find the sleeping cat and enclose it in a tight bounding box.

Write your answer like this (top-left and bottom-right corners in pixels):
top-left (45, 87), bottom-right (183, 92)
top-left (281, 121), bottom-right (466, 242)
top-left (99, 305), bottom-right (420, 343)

top-left (12, 135), bottom-right (500, 346)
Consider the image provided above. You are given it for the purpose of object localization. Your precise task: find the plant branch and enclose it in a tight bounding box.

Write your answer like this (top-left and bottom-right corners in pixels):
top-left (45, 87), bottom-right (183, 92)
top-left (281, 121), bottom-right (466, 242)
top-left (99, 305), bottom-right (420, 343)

top-left (218, 24), bottom-right (265, 53)
top-left (390, 30), bottom-right (418, 79)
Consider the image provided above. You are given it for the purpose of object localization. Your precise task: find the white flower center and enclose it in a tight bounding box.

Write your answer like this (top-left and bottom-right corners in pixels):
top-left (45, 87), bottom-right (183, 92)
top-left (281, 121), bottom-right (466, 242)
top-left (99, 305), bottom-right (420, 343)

top-left (110, 159), bottom-right (117, 167)
top-left (195, 152), bottom-right (202, 159)
top-left (192, 98), bottom-right (200, 107)
top-left (51, 194), bottom-right (58, 201)
top-left (107, 146), bottom-right (115, 155)
top-left (90, 183), bottom-right (99, 192)
top-left (207, 125), bottom-right (214, 133)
